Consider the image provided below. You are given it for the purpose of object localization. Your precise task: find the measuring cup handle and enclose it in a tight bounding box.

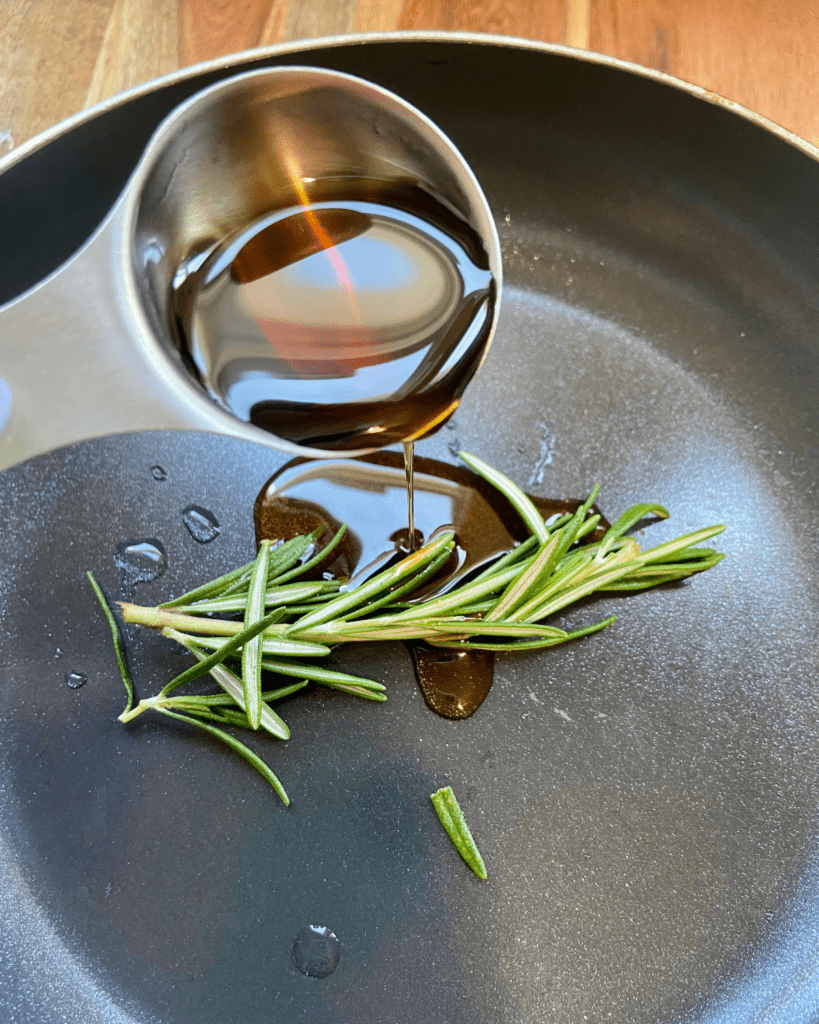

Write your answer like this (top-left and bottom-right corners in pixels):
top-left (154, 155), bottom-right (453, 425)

top-left (0, 209), bottom-right (221, 471)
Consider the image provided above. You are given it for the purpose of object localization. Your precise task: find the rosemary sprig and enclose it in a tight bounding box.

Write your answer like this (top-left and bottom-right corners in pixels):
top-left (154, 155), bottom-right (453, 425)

top-left (93, 452), bottom-right (725, 800)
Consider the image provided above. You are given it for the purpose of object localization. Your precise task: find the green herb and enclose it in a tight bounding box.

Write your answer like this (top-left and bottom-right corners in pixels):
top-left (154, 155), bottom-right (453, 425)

top-left (86, 571), bottom-right (135, 714)
top-left (90, 452), bottom-right (725, 801)
top-left (430, 786), bottom-right (487, 880)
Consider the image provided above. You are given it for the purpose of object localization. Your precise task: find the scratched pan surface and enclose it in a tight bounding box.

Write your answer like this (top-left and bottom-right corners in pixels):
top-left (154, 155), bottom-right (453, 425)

top-left (1, 36), bottom-right (819, 1024)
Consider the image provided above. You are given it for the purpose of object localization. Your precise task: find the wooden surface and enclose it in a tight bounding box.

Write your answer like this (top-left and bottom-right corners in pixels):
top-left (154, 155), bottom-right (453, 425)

top-left (2, 0), bottom-right (819, 157)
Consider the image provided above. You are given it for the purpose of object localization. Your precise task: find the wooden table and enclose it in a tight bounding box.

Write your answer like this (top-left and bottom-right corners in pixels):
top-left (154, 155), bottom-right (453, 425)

top-left (3, 0), bottom-right (819, 157)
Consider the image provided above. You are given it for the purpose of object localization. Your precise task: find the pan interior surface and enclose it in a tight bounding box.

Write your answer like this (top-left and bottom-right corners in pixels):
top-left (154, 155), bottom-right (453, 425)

top-left (1, 38), bottom-right (818, 1024)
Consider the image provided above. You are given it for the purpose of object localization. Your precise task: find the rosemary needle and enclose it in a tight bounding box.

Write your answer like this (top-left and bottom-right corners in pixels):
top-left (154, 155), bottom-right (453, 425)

top-left (156, 706), bottom-right (290, 805)
top-left (87, 572), bottom-right (135, 713)
top-left (242, 539), bottom-right (271, 730)
top-left (431, 786), bottom-right (487, 880)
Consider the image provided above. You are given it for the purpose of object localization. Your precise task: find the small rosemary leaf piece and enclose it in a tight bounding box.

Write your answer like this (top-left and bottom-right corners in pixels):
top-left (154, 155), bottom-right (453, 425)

top-left (597, 502), bottom-right (669, 558)
top-left (459, 451), bottom-right (548, 543)
top-left (172, 581), bottom-right (339, 615)
top-left (265, 531), bottom-right (321, 582)
top-left (485, 531), bottom-right (562, 621)
top-left (156, 606), bottom-right (289, 697)
top-left (166, 680), bottom-right (309, 707)
top-left (87, 572), bottom-right (135, 713)
top-left (648, 546), bottom-right (721, 564)
top-left (165, 629), bottom-right (289, 740)
top-left (638, 524), bottom-right (726, 563)
top-left (158, 696), bottom-right (261, 728)
top-left (431, 786), bottom-right (487, 880)
top-left (164, 630), bottom-right (331, 659)
top-left (192, 706), bottom-right (262, 729)
top-left (323, 684), bottom-right (387, 701)
top-left (243, 540), bottom-right (271, 730)
top-left (384, 561), bottom-right (523, 624)
top-left (156, 707), bottom-right (290, 804)
top-left (575, 513), bottom-right (602, 542)
top-left (428, 614), bottom-right (617, 651)
top-left (425, 621), bottom-right (569, 638)
top-left (192, 532), bottom-right (321, 605)
top-left (549, 491), bottom-right (599, 566)
top-left (259, 657), bottom-right (386, 692)
top-left (342, 548), bottom-right (454, 621)
top-left (519, 548), bottom-right (647, 624)
top-left (287, 532), bottom-right (455, 632)
top-left (599, 554), bottom-right (726, 590)
top-left (270, 524), bottom-right (347, 585)
top-left (159, 560), bottom-right (256, 608)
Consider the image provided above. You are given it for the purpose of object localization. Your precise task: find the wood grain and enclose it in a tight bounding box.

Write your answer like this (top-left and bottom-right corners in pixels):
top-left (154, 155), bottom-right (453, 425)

top-left (1, 0), bottom-right (114, 146)
top-left (2, 0), bottom-right (819, 153)
top-left (589, 0), bottom-right (819, 143)
top-left (86, 0), bottom-right (179, 106)
top-left (398, 0), bottom-right (565, 40)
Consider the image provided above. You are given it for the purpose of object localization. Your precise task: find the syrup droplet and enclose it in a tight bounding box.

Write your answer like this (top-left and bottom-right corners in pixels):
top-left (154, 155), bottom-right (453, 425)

top-left (180, 505), bottom-right (221, 544)
top-left (291, 925), bottom-right (340, 978)
top-left (150, 465), bottom-right (167, 481)
top-left (409, 644), bottom-right (495, 719)
top-left (65, 671), bottom-right (87, 689)
top-left (114, 539), bottom-right (168, 585)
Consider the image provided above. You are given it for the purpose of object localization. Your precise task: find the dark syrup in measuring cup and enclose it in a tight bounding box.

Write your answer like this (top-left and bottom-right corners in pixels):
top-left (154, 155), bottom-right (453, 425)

top-left (255, 453), bottom-right (608, 719)
top-left (172, 178), bottom-right (496, 451)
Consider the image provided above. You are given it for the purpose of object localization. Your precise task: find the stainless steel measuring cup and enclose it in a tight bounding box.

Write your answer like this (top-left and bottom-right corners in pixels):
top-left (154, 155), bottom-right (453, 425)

top-left (0, 66), bottom-right (502, 471)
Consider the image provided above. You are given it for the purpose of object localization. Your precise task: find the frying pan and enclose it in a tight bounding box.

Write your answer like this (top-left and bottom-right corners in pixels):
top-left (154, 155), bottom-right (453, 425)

top-left (0, 34), bottom-right (817, 1024)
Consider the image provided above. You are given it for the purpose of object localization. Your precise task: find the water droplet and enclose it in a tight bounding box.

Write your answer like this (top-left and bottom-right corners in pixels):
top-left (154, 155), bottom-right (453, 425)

top-left (114, 539), bottom-right (168, 584)
top-left (181, 505), bottom-right (221, 544)
top-left (54, 647), bottom-right (62, 659)
top-left (291, 925), bottom-right (340, 978)
top-left (65, 671), bottom-right (87, 689)
top-left (151, 465), bottom-right (167, 481)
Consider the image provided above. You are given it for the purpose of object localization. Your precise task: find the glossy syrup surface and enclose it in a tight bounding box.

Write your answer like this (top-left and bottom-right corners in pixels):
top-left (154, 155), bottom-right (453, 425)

top-left (254, 452), bottom-right (605, 718)
top-left (173, 179), bottom-right (496, 451)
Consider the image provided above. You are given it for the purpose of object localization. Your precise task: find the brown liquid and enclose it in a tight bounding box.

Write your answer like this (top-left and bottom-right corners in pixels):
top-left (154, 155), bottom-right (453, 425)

top-left (254, 452), bottom-right (608, 718)
top-left (173, 178), bottom-right (496, 451)
top-left (409, 645), bottom-right (495, 720)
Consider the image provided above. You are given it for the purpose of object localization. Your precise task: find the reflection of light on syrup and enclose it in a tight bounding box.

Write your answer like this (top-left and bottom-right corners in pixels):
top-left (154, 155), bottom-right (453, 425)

top-left (254, 453), bottom-right (608, 719)
top-left (276, 147), bottom-right (363, 362)
top-left (282, 158), bottom-right (354, 295)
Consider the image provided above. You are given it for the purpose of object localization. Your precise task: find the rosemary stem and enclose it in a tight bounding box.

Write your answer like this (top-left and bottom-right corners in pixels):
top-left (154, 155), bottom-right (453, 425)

top-left (118, 696), bottom-right (162, 723)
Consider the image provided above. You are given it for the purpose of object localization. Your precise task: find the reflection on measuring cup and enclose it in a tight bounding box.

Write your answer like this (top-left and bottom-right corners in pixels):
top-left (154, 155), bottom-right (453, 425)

top-left (0, 66), bottom-right (502, 469)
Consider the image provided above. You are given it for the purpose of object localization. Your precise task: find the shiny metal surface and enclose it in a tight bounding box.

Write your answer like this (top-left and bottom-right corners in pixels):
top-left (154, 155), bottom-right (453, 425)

top-left (0, 64), bottom-right (501, 469)
top-left (0, 34), bottom-right (818, 1024)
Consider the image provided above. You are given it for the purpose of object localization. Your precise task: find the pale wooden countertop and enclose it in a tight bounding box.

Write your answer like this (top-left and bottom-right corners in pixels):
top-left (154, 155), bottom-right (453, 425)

top-left (2, 0), bottom-right (819, 158)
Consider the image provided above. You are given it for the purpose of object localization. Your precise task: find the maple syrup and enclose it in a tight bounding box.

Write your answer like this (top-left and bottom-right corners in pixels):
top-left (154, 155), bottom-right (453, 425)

top-left (173, 179), bottom-right (496, 451)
